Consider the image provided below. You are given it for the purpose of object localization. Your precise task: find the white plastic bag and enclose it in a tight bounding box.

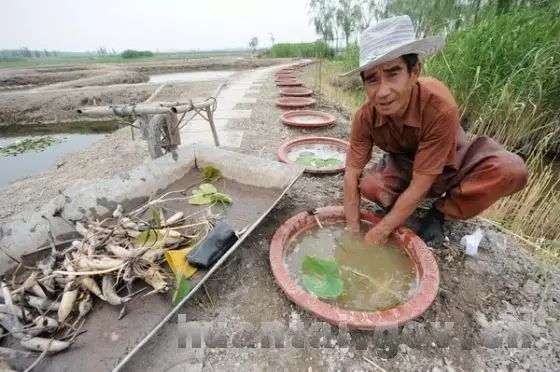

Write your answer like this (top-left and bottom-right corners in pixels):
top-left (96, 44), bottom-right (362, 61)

top-left (460, 228), bottom-right (484, 256)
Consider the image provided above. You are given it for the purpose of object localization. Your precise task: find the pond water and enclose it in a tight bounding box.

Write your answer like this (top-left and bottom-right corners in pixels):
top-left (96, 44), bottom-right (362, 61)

top-left (285, 222), bottom-right (418, 312)
top-left (149, 70), bottom-right (235, 83)
top-left (0, 123), bottom-right (120, 188)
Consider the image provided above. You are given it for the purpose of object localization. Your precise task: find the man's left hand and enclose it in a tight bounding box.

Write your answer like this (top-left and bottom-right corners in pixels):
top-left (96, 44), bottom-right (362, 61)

top-left (364, 224), bottom-right (392, 246)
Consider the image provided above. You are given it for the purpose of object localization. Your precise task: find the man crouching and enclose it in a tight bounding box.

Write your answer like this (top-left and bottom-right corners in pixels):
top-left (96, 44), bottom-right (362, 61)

top-left (343, 15), bottom-right (528, 246)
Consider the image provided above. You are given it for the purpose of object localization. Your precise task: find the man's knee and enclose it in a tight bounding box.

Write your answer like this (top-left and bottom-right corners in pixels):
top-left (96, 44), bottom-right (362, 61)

top-left (359, 172), bottom-right (397, 207)
top-left (493, 153), bottom-right (529, 193)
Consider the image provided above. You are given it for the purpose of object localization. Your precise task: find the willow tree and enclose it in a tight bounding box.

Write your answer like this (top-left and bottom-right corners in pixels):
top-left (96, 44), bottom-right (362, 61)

top-left (336, 0), bottom-right (363, 47)
top-left (309, 0), bottom-right (336, 45)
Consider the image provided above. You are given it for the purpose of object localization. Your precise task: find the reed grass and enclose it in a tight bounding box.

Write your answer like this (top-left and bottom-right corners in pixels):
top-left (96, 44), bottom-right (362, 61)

top-left (314, 60), bottom-right (364, 109)
top-left (424, 7), bottom-right (560, 154)
top-left (267, 42), bottom-right (335, 59)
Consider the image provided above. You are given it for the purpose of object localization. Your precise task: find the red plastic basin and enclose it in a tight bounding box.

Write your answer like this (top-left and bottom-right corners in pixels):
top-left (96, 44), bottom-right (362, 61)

top-left (269, 206), bottom-right (440, 330)
top-left (280, 87), bottom-right (314, 97)
top-left (275, 97), bottom-right (317, 109)
top-left (277, 136), bottom-right (348, 174)
top-left (276, 80), bottom-right (303, 87)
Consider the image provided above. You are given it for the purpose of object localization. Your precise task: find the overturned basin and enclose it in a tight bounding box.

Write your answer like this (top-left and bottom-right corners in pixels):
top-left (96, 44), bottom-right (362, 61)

top-left (277, 136), bottom-right (348, 174)
top-left (276, 80), bottom-right (303, 87)
top-left (280, 87), bottom-right (314, 97)
top-left (275, 74), bottom-right (295, 81)
top-left (275, 97), bottom-right (317, 109)
top-left (280, 110), bottom-right (334, 128)
top-left (276, 68), bottom-right (294, 74)
top-left (270, 206), bottom-right (439, 330)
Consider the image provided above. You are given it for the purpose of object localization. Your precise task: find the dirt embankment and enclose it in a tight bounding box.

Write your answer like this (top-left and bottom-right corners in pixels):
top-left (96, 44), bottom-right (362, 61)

top-left (123, 57), bottom-right (290, 74)
top-left (0, 84), bottom-right (154, 126)
top-left (0, 57), bottom-right (286, 126)
top-left (0, 66), bottom-right (92, 90)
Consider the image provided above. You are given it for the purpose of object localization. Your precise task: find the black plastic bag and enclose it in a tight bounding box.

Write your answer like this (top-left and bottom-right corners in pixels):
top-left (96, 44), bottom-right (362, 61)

top-left (187, 220), bottom-right (238, 269)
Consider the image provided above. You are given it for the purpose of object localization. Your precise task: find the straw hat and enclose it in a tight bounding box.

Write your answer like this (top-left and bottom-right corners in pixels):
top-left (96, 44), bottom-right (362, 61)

top-left (343, 15), bottom-right (444, 76)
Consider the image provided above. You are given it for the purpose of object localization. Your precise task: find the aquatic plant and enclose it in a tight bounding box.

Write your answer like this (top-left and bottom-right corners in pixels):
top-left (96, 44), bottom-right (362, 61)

top-left (0, 136), bottom-right (62, 156)
top-left (300, 255), bottom-right (343, 299)
top-left (296, 155), bottom-right (342, 168)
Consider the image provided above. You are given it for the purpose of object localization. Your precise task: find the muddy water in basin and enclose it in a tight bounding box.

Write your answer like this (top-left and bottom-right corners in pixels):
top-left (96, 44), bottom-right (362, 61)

top-left (289, 115), bottom-right (326, 124)
top-left (287, 144), bottom-right (346, 167)
top-left (285, 223), bottom-right (418, 311)
top-left (149, 70), bottom-right (235, 83)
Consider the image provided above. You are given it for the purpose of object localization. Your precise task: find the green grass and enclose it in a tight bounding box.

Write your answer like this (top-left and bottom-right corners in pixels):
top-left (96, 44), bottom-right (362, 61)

top-left (267, 42), bottom-right (334, 59)
top-left (0, 50), bottom-right (252, 69)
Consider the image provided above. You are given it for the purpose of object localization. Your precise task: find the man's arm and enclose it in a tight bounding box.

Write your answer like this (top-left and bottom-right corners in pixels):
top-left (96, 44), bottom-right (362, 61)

top-left (344, 107), bottom-right (373, 232)
top-left (364, 171), bottom-right (437, 245)
top-left (344, 165), bottom-right (364, 233)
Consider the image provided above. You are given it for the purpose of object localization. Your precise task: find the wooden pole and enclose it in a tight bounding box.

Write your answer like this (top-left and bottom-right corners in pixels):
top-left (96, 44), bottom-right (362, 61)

top-left (137, 84), bottom-right (167, 138)
top-left (206, 106), bottom-right (220, 146)
top-left (77, 104), bottom-right (172, 117)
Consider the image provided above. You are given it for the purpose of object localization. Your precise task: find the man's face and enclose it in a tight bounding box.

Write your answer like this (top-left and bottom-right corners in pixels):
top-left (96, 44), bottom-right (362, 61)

top-left (362, 57), bottom-right (420, 118)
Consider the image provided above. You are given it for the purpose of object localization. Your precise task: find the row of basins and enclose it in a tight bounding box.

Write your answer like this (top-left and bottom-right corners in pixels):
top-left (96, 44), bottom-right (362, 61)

top-left (269, 64), bottom-right (439, 329)
top-left (0, 70), bottom-right (235, 188)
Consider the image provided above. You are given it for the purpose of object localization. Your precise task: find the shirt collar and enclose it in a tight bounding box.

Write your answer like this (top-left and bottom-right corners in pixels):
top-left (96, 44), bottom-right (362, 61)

top-left (373, 82), bottom-right (421, 128)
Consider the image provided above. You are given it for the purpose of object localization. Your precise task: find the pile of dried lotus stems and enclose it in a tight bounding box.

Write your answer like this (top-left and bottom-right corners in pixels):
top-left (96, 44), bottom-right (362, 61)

top-left (0, 198), bottom-right (215, 360)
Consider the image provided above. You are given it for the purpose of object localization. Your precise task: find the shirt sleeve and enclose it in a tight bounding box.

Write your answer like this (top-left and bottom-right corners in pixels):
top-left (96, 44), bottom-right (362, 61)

top-left (413, 108), bottom-right (459, 176)
top-left (346, 108), bottom-right (373, 169)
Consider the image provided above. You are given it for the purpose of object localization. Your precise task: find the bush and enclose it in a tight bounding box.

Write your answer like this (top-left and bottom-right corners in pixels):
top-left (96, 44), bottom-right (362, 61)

top-left (121, 49), bottom-right (154, 59)
top-left (267, 42), bottom-right (334, 59)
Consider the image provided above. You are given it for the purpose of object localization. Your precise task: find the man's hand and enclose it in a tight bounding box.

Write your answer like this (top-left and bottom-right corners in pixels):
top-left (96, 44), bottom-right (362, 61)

top-left (363, 171), bottom-right (439, 247)
top-left (345, 224), bottom-right (361, 234)
top-left (364, 223), bottom-right (392, 245)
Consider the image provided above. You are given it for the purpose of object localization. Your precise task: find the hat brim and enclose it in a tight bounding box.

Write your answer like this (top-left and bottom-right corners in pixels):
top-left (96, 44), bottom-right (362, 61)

top-left (342, 36), bottom-right (444, 77)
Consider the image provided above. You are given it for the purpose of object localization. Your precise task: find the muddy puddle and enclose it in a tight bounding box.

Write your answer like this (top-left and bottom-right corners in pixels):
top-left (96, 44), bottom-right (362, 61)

top-left (285, 222), bottom-right (418, 311)
top-left (149, 70), bottom-right (235, 83)
top-left (0, 121), bottom-right (122, 188)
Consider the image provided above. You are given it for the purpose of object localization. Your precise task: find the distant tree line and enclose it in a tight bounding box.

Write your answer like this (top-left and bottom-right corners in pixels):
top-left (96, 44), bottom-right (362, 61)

top-left (0, 48), bottom-right (60, 59)
top-left (120, 49), bottom-right (154, 59)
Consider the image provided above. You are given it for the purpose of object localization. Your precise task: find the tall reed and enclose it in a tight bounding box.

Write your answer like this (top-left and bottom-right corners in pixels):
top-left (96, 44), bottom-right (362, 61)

top-left (267, 42), bottom-right (335, 59)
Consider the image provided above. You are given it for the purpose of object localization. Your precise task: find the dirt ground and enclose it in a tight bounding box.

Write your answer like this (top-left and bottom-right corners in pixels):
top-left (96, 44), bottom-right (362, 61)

top-left (0, 56), bottom-right (285, 126)
top-left (1, 61), bottom-right (559, 371)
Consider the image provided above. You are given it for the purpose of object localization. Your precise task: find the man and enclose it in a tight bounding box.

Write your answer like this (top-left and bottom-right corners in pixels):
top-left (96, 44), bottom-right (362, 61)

top-left (343, 15), bottom-right (528, 246)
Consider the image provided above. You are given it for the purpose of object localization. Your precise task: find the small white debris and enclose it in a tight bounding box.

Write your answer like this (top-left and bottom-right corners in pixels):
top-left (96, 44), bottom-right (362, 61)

top-left (112, 204), bottom-right (124, 218)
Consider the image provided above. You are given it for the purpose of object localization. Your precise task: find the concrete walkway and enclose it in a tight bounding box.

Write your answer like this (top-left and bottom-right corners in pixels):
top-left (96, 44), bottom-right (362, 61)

top-left (179, 64), bottom-right (287, 148)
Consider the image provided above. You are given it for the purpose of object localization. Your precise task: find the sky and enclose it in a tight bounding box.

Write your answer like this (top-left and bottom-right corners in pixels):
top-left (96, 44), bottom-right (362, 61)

top-left (0, 0), bottom-right (319, 52)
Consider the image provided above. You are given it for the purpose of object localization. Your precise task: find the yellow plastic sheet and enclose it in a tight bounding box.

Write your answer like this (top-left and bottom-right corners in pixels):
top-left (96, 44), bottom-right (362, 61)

top-left (165, 247), bottom-right (198, 279)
